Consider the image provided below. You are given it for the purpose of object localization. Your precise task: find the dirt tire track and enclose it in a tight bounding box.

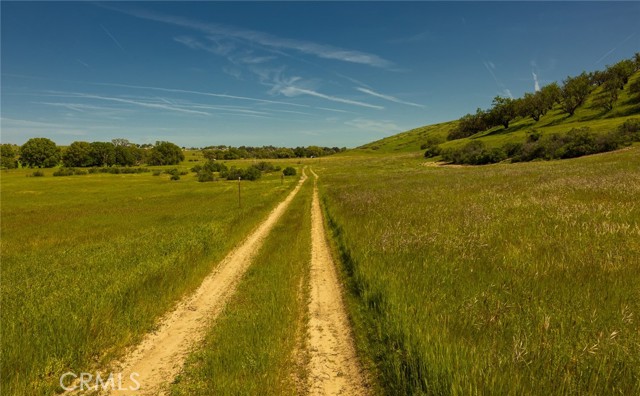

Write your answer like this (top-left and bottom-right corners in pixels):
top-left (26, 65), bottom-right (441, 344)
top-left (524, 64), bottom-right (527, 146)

top-left (87, 169), bottom-right (308, 395)
top-left (307, 169), bottom-right (367, 396)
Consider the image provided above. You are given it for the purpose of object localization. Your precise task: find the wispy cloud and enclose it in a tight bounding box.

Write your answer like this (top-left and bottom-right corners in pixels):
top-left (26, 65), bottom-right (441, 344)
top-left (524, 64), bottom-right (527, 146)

top-left (264, 72), bottom-right (383, 110)
top-left (279, 86), bottom-right (384, 110)
top-left (532, 72), bottom-right (540, 92)
top-left (356, 87), bottom-right (424, 108)
top-left (315, 106), bottom-right (353, 114)
top-left (222, 66), bottom-right (242, 80)
top-left (334, 73), bottom-right (372, 89)
top-left (269, 108), bottom-right (314, 116)
top-left (594, 33), bottom-right (635, 65)
top-left (1, 117), bottom-right (81, 130)
top-left (236, 54), bottom-right (276, 64)
top-left (112, 7), bottom-right (393, 68)
top-left (76, 59), bottom-right (90, 68)
top-left (387, 31), bottom-right (433, 44)
top-left (35, 101), bottom-right (131, 114)
top-left (174, 36), bottom-right (234, 56)
top-left (37, 92), bottom-right (302, 120)
top-left (51, 92), bottom-right (211, 116)
top-left (174, 103), bottom-right (270, 116)
top-left (0, 117), bottom-right (106, 137)
top-left (91, 81), bottom-right (308, 107)
top-left (100, 24), bottom-right (125, 51)
top-left (344, 117), bottom-right (402, 133)
top-left (483, 60), bottom-right (512, 98)
top-left (483, 61), bottom-right (499, 85)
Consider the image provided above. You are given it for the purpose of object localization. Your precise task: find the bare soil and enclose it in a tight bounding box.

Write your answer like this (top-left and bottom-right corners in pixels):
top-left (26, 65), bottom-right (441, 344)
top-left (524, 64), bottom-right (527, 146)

top-left (306, 169), bottom-right (368, 396)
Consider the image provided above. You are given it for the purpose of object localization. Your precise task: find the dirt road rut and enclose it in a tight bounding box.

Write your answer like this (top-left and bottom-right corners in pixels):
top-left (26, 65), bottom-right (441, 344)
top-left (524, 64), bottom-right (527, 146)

top-left (306, 169), bottom-right (367, 396)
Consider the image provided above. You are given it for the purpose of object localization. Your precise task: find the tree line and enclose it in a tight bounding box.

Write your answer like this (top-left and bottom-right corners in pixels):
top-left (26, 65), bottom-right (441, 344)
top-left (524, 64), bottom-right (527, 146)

top-left (0, 139), bottom-right (345, 169)
top-left (200, 145), bottom-right (346, 161)
top-left (435, 118), bottom-right (640, 165)
top-left (449, 53), bottom-right (640, 140)
top-left (0, 139), bottom-right (184, 169)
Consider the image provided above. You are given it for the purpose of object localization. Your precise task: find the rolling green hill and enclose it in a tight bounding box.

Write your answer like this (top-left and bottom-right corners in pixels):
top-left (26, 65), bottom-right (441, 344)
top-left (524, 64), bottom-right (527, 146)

top-left (357, 70), bottom-right (640, 155)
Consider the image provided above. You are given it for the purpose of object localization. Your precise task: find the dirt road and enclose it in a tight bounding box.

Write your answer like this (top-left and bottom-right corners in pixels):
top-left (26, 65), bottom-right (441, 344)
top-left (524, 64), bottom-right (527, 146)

top-left (65, 167), bottom-right (367, 395)
top-left (306, 169), bottom-right (368, 396)
top-left (98, 170), bottom-right (307, 395)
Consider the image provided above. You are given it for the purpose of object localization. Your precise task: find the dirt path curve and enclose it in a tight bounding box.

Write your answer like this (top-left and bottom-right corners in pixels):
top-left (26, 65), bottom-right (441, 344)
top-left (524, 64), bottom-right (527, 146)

top-left (307, 169), bottom-right (368, 396)
top-left (95, 169), bottom-right (308, 395)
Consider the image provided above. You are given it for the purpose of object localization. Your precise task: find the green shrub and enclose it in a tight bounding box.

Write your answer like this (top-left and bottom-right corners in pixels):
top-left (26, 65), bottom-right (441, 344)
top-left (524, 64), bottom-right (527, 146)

top-left (31, 170), bottom-right (45, 177)
top-left (441, 141), bottom-right (506, 165)
top-left (510, 126), bottom-right (632, 162)
top-left (420, 136), bottom-right (445, 151)
top-left (152, 170), bottom-right (162, 176)
top-left (53, 168), bottom-right (76, 176)
top-left (223, 166), bottom-right (262, 181)
top-left (423, 144), bottom-right (441, 158)
top-left (170, 174), bottom-right (180, 181)
top-left (503, 142), bottom-right (523, 157)
top-left (191, 164), bottom-right (202, 173)
top-left (86, 166), bottom-right (150, 175)
top-left (618, 118), bottom-right (640, 142)
top-left (253, 161), bottom-right (276, 172)
top-left (203, 161), bottom-right (228, 173)
top-left (526, 129), bottom-right (542, 142)
top-left (282, 166), bottom-right (296, 176)
top-left (244, 166), bottom-right (262, 181)
top-left (222, 166), bottom-right (240, 180)
top-left (197, 169), bottom-right (214, 182)
top-left (131, 167), bottom-right (149, 174)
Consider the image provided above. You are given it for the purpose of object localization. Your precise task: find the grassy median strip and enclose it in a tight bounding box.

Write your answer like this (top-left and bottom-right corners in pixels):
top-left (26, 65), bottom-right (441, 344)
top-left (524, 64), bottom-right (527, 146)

top-left (0, 170), bottom-right (299, 395)
top-left (318, 147), bottom-right (640, 395)
top-left (171, 175), bottom-right (312, 396)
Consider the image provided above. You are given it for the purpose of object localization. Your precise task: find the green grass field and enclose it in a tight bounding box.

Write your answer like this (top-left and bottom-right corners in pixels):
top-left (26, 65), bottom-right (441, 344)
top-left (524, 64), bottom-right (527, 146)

top-left (2, 85), bottom-right (639, 395)
top-left (171, 174), bottom-right (313, 396)
top-left (0, 166), bottom-right (300, 395)
top-left (316, 147), bottom-right (640, 394)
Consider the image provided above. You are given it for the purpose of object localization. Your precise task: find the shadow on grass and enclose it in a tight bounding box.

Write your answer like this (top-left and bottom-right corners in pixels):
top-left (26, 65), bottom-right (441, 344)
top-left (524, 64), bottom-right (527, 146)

top-left (538, 112), bottom-right (590, 127)
top-left (479, 122), bottom-right (537, 138)
top-left (604, 105), bottom-right (640, 118)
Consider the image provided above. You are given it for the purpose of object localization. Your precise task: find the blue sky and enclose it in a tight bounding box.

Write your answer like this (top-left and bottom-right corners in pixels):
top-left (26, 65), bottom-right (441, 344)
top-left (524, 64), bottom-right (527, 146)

top-left (2, 2), bottom-right (638, 147)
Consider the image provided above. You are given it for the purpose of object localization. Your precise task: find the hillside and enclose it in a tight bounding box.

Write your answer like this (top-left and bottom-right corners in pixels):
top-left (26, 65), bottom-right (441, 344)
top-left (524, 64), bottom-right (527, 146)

top-left (357, 70), bottom-right (640, 155)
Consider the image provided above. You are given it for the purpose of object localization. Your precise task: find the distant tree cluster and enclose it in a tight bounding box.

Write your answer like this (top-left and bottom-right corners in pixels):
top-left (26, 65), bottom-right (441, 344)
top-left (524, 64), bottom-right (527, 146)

top-left (20, 138), bottom-right (61, 168)
top-left (438, 118), bottom-right (640, 165)
top-left (448, 54), bottom-right (640, 140)
top-left (147, 141), bottom-right (184, 166)
top-left (192, 160), bottom-right (288, 182)
top-left (201, 145), bottom-right (346, 160)
top-left (1, 144), bottom-right (20, 169)
top-left (11, 139), bottom-right (187, 168)
top-left (63, 140), bottom-right (147, 167)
